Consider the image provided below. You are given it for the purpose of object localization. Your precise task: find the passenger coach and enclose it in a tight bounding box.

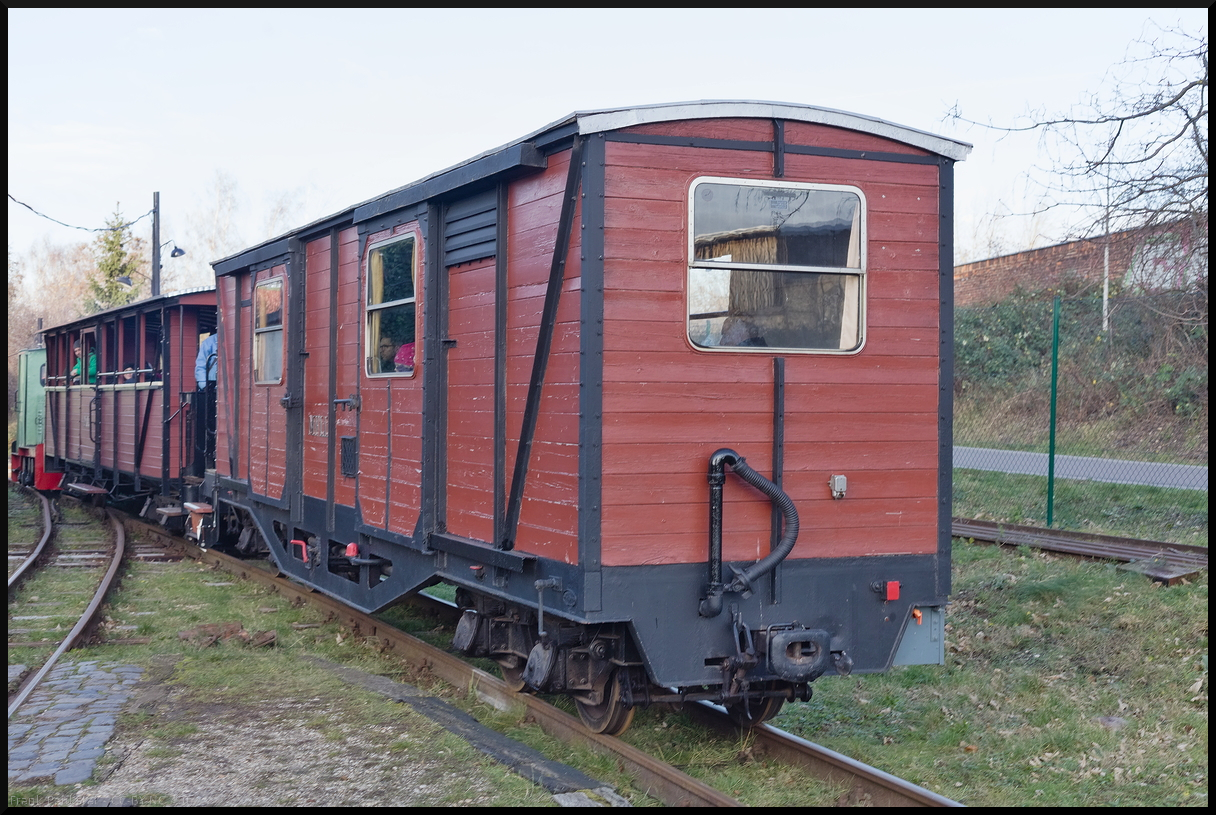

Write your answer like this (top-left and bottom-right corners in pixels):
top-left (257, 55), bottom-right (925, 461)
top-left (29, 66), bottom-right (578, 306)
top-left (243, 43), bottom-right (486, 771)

top-left (206, 101), bottom-right (970, 733)
top-left (38, 290), bottom-right (217, 510)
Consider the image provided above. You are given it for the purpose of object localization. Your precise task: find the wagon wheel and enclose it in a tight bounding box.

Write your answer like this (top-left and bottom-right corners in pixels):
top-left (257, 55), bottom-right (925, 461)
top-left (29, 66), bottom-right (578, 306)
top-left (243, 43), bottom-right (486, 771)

top-left (496, 656), bottom-right (528, 693)
top-left (575, 669), bottom-right (635, 736)
top-left (726, 690), bottom-right (785, 728)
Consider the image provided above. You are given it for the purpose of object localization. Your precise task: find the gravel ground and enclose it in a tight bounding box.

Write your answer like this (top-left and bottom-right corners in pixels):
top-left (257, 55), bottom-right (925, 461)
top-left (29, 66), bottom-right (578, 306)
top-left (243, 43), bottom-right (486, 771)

top-left (75, 698), bottom-right (501, 806)
top-left (8, 654), bottom-right (558, 808)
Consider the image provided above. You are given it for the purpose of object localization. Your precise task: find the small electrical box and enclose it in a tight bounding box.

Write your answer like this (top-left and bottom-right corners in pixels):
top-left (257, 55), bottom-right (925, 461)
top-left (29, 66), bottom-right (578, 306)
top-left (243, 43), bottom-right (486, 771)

top-left (829, 474), bottom-right (847, 499)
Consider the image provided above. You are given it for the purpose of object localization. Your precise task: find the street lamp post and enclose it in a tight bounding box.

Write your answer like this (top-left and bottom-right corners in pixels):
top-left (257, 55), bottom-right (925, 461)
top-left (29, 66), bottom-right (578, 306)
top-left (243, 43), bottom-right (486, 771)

top-left (152, 191), bottom-right (161, 297)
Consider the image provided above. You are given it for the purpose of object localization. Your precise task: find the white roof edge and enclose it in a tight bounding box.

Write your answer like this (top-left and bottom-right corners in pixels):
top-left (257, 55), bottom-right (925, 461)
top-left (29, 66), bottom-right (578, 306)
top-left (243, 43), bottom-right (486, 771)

top-left (574, 100), bottom-right (972, 162)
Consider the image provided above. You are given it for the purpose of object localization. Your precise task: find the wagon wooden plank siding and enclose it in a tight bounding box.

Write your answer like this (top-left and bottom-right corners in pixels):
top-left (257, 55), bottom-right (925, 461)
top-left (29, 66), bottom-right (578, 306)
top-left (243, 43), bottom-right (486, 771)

top-left (301, 232), bottom-right (333, 505)
top-left (27, 101), bottom-right (970, 736)
top-left (40, 289), bottom-right (218, 505)
top-left (597, 128), bottom-right (941, 567)
top-left (503, 148), bottom-right (584, 564)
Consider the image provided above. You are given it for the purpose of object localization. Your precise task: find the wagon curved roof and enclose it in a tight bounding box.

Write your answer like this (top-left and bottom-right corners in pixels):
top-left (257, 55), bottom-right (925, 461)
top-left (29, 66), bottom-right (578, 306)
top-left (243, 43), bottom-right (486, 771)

top-left (556, 100), bottom-right (972, 162)
top-left (215, 100), bottom-right (969, 272)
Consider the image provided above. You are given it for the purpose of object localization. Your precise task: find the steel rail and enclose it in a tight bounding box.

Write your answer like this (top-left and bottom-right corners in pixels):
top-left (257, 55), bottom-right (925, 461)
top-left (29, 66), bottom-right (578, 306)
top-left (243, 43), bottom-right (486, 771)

top-left (8, 510), bottom-right (125, 720)
top-left (952, 518), bottom-right (1208, 569)
top-left (686, 703), bottom-right (964, 806)
top-left (146, 526), bottom-right (958, 806)
top-left (8, 488), bottom-right (54, 593)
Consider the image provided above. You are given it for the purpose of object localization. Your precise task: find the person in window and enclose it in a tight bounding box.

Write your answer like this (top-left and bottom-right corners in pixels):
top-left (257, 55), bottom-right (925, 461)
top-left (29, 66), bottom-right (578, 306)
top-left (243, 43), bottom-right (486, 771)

top-left (372, 336), bottom-right (398, 373)
top-left (70, 341), bottom-right (97, 384)
top-left (394, 340), bottom-right (415, 371)
top-left (195, 334), bottom-right (218, 390)
top-left (721, 315), bottom-right (768, 348)
top-left (121, 366), bottom-right (136, 383)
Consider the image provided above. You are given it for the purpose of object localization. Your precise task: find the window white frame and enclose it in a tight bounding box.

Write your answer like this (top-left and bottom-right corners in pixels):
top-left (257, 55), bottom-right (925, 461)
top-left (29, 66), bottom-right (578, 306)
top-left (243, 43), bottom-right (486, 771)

top-left (687, 176), bottom-right (867, 355)
top-left (253, 277), bottom-right (284, 384)
top-left (365, 233), bottom-right (418, 378)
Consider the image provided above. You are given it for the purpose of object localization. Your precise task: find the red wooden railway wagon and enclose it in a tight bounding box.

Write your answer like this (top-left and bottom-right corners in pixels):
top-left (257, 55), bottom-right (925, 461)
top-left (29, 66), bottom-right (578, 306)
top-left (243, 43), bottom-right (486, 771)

top-left (207, 101), bottom-right (970, 733)
top-left (41, 291), bottom-right (217, 507)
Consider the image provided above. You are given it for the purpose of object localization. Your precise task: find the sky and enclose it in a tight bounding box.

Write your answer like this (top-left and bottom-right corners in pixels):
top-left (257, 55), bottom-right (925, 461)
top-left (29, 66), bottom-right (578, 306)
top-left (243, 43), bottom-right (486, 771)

top-left (7, 8), bottom-right (1208, 288)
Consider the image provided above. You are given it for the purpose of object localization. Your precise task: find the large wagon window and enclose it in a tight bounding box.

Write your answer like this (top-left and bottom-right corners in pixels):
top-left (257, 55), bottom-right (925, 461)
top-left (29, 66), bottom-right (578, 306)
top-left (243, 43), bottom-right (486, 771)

top-left (366, 235), bottom-right (417, 377)
top-left (254, 278), bottom-right (284, 384)
top-left (688, 178), bottom-right (865, 353)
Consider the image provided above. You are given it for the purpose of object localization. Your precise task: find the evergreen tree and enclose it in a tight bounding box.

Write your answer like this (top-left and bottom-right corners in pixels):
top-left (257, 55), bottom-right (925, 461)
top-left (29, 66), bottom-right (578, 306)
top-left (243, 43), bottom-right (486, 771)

top-left (87, 206), bottom-right (144, 312)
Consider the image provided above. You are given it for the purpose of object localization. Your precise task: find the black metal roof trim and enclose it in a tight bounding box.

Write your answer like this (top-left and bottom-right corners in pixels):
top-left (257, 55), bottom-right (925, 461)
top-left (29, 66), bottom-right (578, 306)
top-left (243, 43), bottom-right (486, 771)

top-left (290, 211), bottom-right (357, 246)
top-left (354, 141), bottom-right (546, 226)
top-left (358, 201), bottom-right (428, 240)
top-left (214, 237), bottom-right (293, 277)
top-left (39, 287), bottom-right (217, 333)
top-left (531, 121), bottom-right (580, 152)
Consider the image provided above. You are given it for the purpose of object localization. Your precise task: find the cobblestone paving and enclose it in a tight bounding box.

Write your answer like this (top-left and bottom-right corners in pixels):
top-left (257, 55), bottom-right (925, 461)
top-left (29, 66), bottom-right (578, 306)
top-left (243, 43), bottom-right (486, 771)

top-left (8, 660), bottom-right (144, 786)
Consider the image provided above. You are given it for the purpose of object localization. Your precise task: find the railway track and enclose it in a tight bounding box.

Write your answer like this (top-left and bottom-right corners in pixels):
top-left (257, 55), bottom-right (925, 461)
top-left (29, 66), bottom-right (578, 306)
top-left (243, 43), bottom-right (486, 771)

top-left (127, 518), bottom-right (959, 807)
top-left (8, 486), bottom-right (53, 589)
top-left (951, 517), bottom-right (1208, 584)
top-left (7, 491), bottom-right (126, 718)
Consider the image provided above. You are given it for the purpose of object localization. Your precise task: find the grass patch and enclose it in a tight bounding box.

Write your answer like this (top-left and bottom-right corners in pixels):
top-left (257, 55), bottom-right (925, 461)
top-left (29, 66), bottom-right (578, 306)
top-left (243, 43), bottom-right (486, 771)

top-left (955, 396), bottom-right (1209, 465)
top-left (41, 547), bottom-right (651, 806)
top-left (773, 538), bottom-right (1208, 806)
top-left (953, 468), bottom-right (1208, 546)
top-left (14, 486), bottom-right (1203, 806)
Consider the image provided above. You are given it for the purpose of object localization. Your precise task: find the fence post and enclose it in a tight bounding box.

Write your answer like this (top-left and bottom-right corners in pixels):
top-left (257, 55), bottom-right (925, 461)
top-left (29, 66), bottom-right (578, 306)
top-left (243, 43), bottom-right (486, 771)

top-left (1047, 294), bottom-right (1060, 527)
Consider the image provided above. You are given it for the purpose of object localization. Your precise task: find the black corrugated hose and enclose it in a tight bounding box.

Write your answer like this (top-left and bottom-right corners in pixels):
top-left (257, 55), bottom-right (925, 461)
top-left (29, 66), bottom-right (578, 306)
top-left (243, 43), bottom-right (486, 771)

top-left (722, 453), bottom-right (800, 594)
top-left (700, 449), bottom-right (801, 618)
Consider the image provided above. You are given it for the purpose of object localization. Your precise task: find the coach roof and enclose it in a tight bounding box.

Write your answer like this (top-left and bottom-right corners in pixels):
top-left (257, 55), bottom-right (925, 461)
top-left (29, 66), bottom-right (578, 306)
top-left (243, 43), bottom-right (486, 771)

top-left (214, 100), bottom-right (970, 274)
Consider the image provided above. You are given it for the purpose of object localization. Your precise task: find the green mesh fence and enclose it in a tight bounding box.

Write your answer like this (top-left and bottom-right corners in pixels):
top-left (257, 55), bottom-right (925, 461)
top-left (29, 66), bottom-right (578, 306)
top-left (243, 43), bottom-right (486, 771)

top-left (952, 286), bottom-right (1208, 546)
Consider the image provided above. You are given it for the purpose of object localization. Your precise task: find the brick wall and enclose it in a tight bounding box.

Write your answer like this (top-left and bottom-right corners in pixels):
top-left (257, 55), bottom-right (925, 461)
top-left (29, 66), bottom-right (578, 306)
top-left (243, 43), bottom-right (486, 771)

top-left (954, 233), bottom-right (1137, 307)
top-left (954, 220), bottom-right (1207, 307)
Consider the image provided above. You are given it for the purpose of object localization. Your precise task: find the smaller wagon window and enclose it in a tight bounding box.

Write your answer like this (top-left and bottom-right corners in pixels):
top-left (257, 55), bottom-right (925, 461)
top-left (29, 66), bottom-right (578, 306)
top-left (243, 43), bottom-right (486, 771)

top-left (70, 332), bottom-right (98, 385)
top-left (688, 178), bottom-right (866, 354)
top-left (366, 235), bottom-right (417, 377)
top-left (254, 278), bottom-right (284, 384)
top-left (100, 321), bottom-right (118, 384)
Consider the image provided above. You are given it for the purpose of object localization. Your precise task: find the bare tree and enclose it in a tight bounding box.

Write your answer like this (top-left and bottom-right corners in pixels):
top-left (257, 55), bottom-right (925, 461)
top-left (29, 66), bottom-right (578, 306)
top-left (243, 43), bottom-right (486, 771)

top-left (171, 172), bottom-right (308, 292)
top-left (8, 249), bottom-right (36, 420)
top-left (17, 238), bottom-right (97, 328)
top-left (953, 23), bottom-right (1207, 436)
top-left (262, 187), bottom-right (306, 242)
top-left (170, 170), bottom-right (247, 293)
top-left (954, 24), bottom-right (1207, 263)
top-left (957, 206), bottom-right (1054, 265)
top-left (7, 239), bottom-right (97, 420)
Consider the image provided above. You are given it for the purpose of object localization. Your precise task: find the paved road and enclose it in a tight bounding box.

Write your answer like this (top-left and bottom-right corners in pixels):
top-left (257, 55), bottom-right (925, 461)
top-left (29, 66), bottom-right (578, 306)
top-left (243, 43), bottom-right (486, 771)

top-left (953, 446), bottom-right (1208, 492)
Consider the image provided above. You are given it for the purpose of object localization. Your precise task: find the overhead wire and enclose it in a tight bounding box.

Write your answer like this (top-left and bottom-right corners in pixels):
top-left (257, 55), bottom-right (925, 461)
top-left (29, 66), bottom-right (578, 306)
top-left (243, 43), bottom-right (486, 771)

top-left (8, 194), bottom-right (154, 232)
